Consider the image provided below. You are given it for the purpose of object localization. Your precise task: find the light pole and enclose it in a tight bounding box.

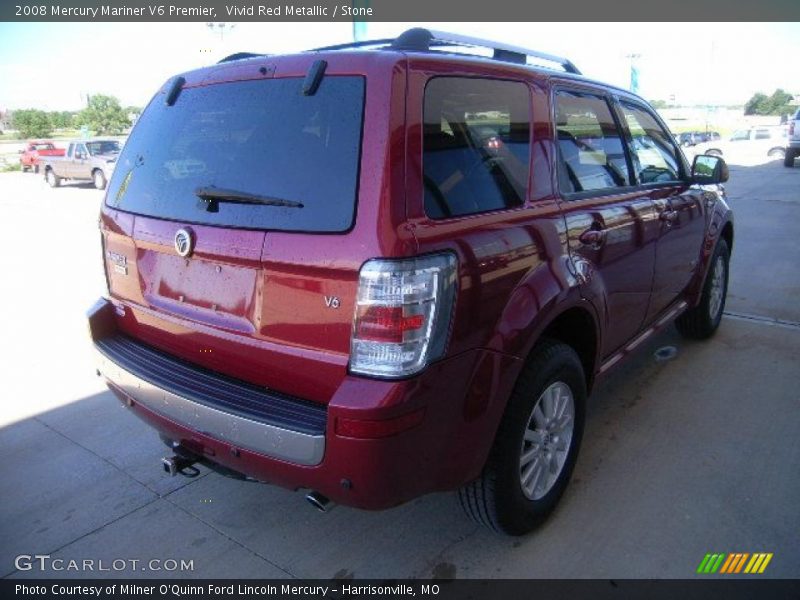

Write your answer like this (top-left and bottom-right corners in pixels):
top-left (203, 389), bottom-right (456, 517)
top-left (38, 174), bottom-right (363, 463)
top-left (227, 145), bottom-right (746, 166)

top-left (206, 22), bottom-right (237, 41)
top-left (625, 53), bottom-right (641, 95)
top-left (352, 0), bottom-right (369, 42)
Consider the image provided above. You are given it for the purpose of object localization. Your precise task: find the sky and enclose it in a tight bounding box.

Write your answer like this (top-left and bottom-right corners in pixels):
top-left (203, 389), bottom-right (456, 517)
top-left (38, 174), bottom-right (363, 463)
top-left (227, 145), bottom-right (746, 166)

top-left (0, 21), bottom-right (798, 111)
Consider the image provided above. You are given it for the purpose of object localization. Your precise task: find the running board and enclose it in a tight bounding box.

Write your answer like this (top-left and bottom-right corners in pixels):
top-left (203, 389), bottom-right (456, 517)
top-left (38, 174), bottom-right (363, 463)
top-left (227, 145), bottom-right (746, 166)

top-left (598, 301), bottom-right (688, 375)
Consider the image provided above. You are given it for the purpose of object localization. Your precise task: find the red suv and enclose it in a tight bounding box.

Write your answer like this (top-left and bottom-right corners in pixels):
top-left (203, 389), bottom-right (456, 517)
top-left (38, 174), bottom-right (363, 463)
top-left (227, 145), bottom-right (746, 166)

top-left (88, 29), bottom-right (733, 534)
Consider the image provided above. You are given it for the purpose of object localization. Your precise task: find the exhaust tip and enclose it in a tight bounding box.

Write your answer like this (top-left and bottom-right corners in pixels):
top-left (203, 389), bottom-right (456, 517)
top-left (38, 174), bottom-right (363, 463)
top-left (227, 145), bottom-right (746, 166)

top-left (305, 491), bottom-right (335, 513)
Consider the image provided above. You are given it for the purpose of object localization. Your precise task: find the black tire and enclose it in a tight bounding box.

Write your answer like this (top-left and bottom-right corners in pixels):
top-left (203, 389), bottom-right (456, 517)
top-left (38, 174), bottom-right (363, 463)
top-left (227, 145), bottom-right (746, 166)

top-left (458, 339), bottom-right (586, 535)
top-left (46, 169), bottom-right (61, 188)
top-left (676, 239), bottom-right (730, 340)
top-left (93, 169), bottom-right (107, 190)
top-left (768, 148), bottom-right (785, 160)
top-left (785, 149), bottom-right (796, 168)
top-left (33, 164), bottom-right (40, 174)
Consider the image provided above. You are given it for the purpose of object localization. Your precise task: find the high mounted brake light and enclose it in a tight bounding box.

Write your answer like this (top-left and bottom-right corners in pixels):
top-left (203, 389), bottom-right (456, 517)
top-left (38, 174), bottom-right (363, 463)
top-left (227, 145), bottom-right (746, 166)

top-left (350, 253), bottom-right (457, 378)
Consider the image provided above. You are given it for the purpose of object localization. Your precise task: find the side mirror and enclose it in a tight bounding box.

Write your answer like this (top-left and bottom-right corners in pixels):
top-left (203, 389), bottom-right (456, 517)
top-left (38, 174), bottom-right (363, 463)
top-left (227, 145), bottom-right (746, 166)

top-left (691, 154), bottom-right (729, 185)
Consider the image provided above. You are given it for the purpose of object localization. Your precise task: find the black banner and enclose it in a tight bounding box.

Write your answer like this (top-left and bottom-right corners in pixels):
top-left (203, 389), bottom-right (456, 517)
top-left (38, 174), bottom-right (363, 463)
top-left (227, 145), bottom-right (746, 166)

top-left (2, 0), bottom-right (800, 22)
top-left (4, 580), bottom-right (800, 600)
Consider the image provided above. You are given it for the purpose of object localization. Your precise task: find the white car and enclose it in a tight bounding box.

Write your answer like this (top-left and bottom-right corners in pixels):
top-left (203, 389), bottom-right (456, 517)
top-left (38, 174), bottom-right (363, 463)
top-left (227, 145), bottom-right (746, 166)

top-left (693, 126), bottom-right (787, 163)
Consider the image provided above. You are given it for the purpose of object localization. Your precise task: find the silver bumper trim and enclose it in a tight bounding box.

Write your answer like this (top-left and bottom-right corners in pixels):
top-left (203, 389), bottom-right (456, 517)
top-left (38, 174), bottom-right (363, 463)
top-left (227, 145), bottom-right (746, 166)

top-left (95, 348), bottom-right (325, 466)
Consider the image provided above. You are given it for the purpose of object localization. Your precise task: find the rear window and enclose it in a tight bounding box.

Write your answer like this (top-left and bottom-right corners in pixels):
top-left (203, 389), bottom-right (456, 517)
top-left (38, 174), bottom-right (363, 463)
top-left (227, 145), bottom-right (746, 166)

top-left (106, 76), bottom-right (365, 232)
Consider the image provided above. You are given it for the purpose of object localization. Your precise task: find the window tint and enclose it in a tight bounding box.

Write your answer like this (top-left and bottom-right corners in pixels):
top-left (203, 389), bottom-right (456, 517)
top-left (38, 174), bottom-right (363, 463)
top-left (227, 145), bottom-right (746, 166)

top-left (619, 102), bottom-right (681, 184)
top-left (106, 76), bottom-right (365, 232)
top-left (555, 91), bottom-right (630, 194)
top-left (754, 129), bottom-right (770, 140)
top-left (423, 77), bottom-right (530, 219)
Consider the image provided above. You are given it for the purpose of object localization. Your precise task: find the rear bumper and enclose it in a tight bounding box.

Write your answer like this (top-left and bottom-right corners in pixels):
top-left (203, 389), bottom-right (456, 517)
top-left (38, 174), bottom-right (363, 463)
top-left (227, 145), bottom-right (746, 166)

top-left (88, 298), bottom-right (521, 509)
top-left (94, 340), bottom-right (325, 466)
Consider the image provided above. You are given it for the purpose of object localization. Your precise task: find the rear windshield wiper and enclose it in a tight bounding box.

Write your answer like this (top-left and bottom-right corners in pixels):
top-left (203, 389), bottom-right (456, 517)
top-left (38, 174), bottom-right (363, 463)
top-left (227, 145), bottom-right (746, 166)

top-left (195, 186), bottom-right (304, 211)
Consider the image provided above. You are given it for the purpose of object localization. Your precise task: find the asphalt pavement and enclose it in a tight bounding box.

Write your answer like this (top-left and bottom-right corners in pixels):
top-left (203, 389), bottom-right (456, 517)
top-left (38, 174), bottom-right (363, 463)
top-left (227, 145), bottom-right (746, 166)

top-left (0, 158), bottom-right (798, 579)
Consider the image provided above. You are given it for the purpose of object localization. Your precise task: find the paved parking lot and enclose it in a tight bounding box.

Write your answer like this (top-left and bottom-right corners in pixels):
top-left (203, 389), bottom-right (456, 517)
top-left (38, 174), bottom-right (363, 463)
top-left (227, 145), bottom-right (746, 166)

top-left (1, 160), bottom-right (798, 579)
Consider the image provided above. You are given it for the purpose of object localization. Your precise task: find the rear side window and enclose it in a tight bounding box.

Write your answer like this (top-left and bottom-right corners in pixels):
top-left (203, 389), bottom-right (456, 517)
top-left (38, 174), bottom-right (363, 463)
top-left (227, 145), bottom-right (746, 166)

top-left (730, 130), bottom-right (750, 141)
top-left (106, 76), bottom-right (365, 232)
top-left (619, 102), bottom-right (681, 184)
top-left (423, 77), bottom-right (530, 219)
top-left (555, 91), bottom-right (631, 194)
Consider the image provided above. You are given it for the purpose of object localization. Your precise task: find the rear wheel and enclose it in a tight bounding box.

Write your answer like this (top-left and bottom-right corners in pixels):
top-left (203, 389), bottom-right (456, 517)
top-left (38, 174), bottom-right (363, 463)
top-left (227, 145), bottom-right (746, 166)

top-left (785, 149), bottom-right (797, 168)
top-left (46, 169), bottom-right (61, 188)
top-left (93, 169), bottom-right (107, 190)
top-left (676, 238), bottom-right (729, 339)
top-left (768, 148), bottom-right (785, 160)
top-left (458, 339), bottom-right (586, 535)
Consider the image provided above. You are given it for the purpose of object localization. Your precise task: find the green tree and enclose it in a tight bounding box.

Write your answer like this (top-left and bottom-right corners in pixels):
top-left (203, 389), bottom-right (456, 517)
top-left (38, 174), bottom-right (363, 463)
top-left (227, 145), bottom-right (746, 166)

top-left (744, 89), bottom-right (795, 116)
top-left (49, 111), bottom-right (75, 129)
top-left (765, 89), bottom-right (793, 116)
top-left (77, 94), bottom-right (129, 134)
top-left (11, 109), bottom-right (53, 138)
top-left (744, 93), bottom-right (768, 115)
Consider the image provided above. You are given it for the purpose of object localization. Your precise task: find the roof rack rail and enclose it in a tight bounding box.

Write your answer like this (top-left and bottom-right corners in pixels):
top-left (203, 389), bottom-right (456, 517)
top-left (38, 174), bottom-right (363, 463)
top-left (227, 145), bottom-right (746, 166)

top-left (392, 28), bottom-right (581, 74)
top-left (310, 28), bottom-right (580, 74)
top-left (218, 52), bottom-right (267, 64)
top-left (311, 38), bottom-right (396, 52)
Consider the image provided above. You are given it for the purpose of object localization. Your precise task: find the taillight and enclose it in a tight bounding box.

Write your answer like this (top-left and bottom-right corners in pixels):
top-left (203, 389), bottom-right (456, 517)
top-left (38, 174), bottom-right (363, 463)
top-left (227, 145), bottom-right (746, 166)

top-left (350, 253), bottom-right (457, 378)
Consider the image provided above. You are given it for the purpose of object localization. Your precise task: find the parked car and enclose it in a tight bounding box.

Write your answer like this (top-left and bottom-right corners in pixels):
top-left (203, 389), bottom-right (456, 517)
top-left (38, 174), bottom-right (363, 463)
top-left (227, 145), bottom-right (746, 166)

top-left (19, 140), bottom-right (64, 173)
top-left (677, 131), bottom-right (702, 147)
top-left (695, 131), bottom-right (720, 143)
top-left (784, 108), bottom-right (800, 167)
top-left (42, 138), bottom-right (121, 189)
top-left (676, 131), bottom-right (720, 147)
top-left (87, 28), bottom-right (733, 535)
top-left (695, 126), bottom-right (787, 162)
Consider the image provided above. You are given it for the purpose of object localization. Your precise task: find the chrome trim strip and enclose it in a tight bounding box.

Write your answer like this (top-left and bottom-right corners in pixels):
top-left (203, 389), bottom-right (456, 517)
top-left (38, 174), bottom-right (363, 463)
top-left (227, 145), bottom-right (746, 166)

top-left (625, 328), bottom-right (653, 353)
top-left (599, 300), bottom-right (689, 375)
top-left (95, 348), bottom-right (325, 466)
top-left (656, 301), bottom-right (688, 328)
top-left (598, 352), bottom-right (622, 374)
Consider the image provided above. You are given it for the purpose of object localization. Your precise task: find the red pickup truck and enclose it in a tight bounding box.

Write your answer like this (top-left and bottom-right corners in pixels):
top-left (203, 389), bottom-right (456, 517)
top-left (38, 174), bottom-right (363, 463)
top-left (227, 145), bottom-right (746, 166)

top-left (19, 140), bottom-right (64, 173)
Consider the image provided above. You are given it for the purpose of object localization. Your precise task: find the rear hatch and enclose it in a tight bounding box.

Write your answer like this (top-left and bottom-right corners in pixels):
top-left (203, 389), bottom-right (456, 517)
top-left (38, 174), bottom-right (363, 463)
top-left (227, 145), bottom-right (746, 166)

top-left (100, 64), bottom-right (368, 403)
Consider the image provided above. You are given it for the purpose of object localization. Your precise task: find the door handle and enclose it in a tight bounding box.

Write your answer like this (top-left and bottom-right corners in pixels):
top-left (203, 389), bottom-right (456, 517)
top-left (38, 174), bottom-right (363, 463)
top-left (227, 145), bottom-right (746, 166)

top-left (579, 228), bottom-right (606, 247)
top-left (659, 209), bottom-right (678, 223)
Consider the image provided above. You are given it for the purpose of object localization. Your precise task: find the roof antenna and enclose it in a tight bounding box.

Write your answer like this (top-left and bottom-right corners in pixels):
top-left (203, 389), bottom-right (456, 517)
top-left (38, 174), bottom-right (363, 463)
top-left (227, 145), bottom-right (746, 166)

top-left (302, 60), bottom-right (327, 96)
